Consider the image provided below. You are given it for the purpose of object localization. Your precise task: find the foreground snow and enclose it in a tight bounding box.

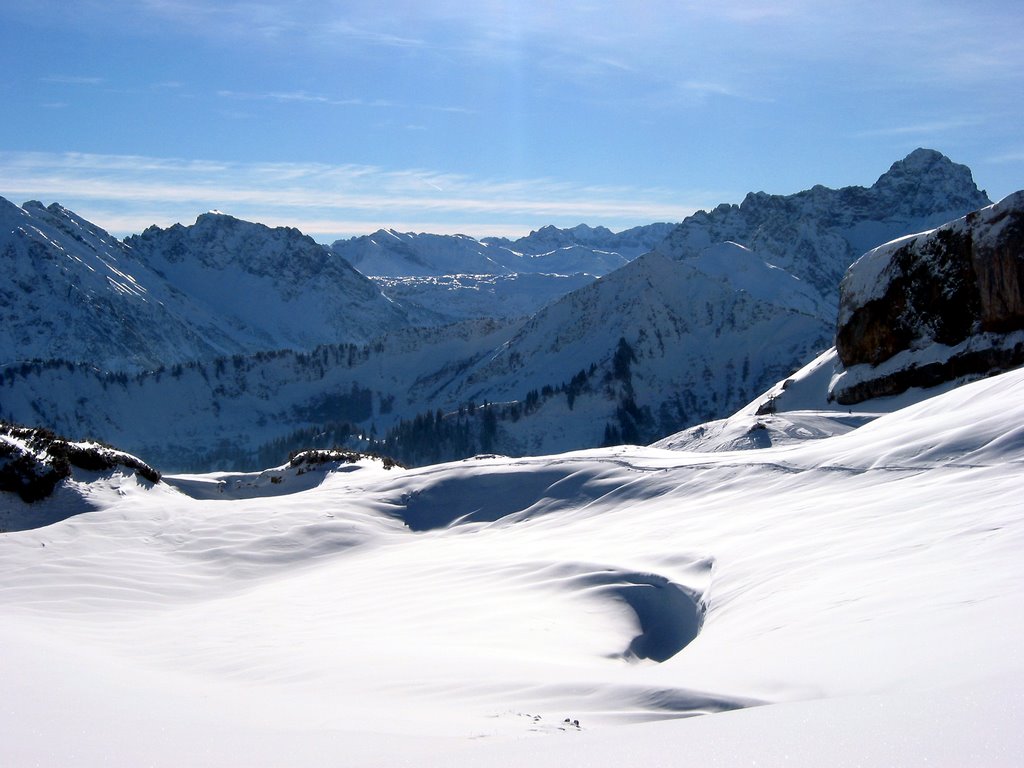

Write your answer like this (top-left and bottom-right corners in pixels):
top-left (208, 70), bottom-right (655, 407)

top-left (3, 368), bottom-right (1024, 766)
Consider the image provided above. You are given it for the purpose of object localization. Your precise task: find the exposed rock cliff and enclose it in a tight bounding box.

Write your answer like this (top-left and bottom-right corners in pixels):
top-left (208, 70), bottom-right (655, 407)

top-left (831, 191), bottom-right (1024, 404)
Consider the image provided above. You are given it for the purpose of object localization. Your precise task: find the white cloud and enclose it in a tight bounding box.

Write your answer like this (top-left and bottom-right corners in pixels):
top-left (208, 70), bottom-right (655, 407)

top-left (0, 151), bottom-right (697, 240)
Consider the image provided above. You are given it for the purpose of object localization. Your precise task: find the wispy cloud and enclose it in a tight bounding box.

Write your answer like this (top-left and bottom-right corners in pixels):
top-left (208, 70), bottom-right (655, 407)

top-left (678, 80), bottom-right (774, 104)
top-left (136, 0), bottom-right (305, 41)
top-left (0, 151), bottom-right (698, 240)
top-left (216, 89), bottom-right (468, 114)
top-left (319, 19), bottom-right (425, 49)
top-left (217, 89), bottom-right (393, 108)
top-left (850, 117), bottom-right (985, 139)
top-left (985, 150), bottom-right (1024, 164)
top-left (41, 75), bottom-right (105, 85)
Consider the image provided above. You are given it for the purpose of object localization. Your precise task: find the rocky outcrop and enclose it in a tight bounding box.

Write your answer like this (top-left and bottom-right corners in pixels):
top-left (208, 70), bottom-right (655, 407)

top-left (1, 422), bottom-right (160, 503)
top-left (831, 191), bottom-right (1024, 404)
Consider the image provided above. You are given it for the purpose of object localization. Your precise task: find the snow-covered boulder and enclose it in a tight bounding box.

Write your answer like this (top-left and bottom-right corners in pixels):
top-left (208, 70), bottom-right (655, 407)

top-left (832, 191), bottom-right (1024, 404)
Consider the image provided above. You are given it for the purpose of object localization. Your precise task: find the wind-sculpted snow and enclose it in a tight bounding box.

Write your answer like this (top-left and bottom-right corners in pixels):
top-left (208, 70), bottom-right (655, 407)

top-left (3, 365), bottom-right (1024, 766)
top-left (535, 562), bottom-right (709, 663)
top-left (382, 457), bottom-right (631, 531)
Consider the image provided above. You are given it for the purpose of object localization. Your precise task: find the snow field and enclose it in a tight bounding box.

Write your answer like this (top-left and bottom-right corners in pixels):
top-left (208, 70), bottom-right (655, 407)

top-left (2, 367), bottom-right (1024, 765)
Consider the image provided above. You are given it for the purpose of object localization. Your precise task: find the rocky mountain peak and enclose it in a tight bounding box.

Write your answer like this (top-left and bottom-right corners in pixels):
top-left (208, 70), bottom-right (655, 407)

top-left (127, 210), bottom-right (338, 285)
top-left (656, 150), bottom-right (992, 301)
top-left (870, 148), bottom-right (989, 217)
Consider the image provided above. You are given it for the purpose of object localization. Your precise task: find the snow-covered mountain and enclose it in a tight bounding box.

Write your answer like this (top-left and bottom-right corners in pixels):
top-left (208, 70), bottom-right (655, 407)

top-left (0, 201), bottom-right (409, 370)
top-left (383, 151), bottom-right (992, 462)
top-left (655, 148), bottom-right (991, 301)
top-left (2, 337), bottom-right (1023, 766)
top-left (419, 245), bottom-right (834, 458)
top-left (0, 242), bottom-right (836, 471)
top-left (331, 222), bottom-right (674, 277)
top-left (1, 197), bottom-right (231, 370)
top-left (0, 150), bottom-right (998, 470)
top-left (330, 222), bottom-right (676, 324)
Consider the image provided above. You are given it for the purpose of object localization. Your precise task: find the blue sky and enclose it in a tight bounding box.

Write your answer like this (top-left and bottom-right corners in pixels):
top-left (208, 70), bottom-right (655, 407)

top-left (1, 0), bottom-right (1022, 242)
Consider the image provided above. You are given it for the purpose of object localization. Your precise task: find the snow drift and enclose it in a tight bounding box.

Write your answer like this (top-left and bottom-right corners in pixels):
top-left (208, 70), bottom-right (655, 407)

top-left (2, 360), bottom-right (1023, 766)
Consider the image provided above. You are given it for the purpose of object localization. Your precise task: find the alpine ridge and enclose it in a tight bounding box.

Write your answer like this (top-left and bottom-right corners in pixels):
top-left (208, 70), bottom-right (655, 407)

top-left (0, 203), bottom-right (409, 370)
top-left (0, 150), bottom-right (999, 470)
top-left (654, 147), bottom-right (991, 301)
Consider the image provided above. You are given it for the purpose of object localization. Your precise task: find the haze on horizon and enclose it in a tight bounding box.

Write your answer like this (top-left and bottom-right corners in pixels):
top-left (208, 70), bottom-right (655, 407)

top-left (1, 0), bottom-right (1022, 242)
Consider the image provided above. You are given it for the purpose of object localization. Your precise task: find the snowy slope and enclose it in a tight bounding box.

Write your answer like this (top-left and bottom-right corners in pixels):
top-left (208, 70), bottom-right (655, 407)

top-left (124, 212), bottom-right (410, 350)
top-left (426, 247), bottom-right (834, 457)
top-left (0, 200), bottom-right (409, 370)
top-left (652, 345), bottom-right (982, 453)
top-left (2, 361), bottom-right (1023, 766)
top-left (0, 197), bottom-right (241, 369)
top-left (371, 271), bottom-right (597, 324)
top-left (0, 318), bottom-right (519, 472)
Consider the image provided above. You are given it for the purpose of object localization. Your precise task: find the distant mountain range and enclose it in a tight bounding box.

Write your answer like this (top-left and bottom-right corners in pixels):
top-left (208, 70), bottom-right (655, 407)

top-left (331, 222), bottom-right (675, 277)
top-left (0, 149), bottom-right (996, 470)
top-left (329, 222), bottom-right (677, 323)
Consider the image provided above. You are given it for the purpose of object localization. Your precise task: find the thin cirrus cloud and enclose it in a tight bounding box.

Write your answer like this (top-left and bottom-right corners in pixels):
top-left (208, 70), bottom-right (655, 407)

top-left (0, 151), bottom-right (696, 240)
top-left (216, 89), bottom-right (393, 108)
top-left (849, 117), bottom-right (986, 140)
top-left (216, 89), bottom-right (471, 114)
top-left (40, 75), bottom-right (106, 86)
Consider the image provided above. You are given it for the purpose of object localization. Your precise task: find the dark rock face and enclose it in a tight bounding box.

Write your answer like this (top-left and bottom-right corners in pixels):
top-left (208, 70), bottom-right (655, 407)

top-left (833, 192), bottom-right (1024, 404)
top-left (836, 227), bottom-right (981, 366)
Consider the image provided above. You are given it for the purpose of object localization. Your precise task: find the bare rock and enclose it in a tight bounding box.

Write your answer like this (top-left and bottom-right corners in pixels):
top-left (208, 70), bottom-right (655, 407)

top-left (832, 191), bottom-right (1024, 404)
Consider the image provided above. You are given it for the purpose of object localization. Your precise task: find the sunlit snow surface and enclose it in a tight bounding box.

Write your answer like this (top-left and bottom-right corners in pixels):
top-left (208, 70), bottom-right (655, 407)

top-left (3, 368), bottom-right (1024, 766)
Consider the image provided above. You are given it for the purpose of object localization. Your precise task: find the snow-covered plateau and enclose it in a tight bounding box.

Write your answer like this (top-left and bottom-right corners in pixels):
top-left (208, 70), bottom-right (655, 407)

top-left (2, 357), bottom-right (1023, 766)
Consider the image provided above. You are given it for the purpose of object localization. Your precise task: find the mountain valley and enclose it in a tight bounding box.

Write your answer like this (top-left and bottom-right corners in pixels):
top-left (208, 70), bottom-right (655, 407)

top-left (0, 149), bottom-right (999, 470)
